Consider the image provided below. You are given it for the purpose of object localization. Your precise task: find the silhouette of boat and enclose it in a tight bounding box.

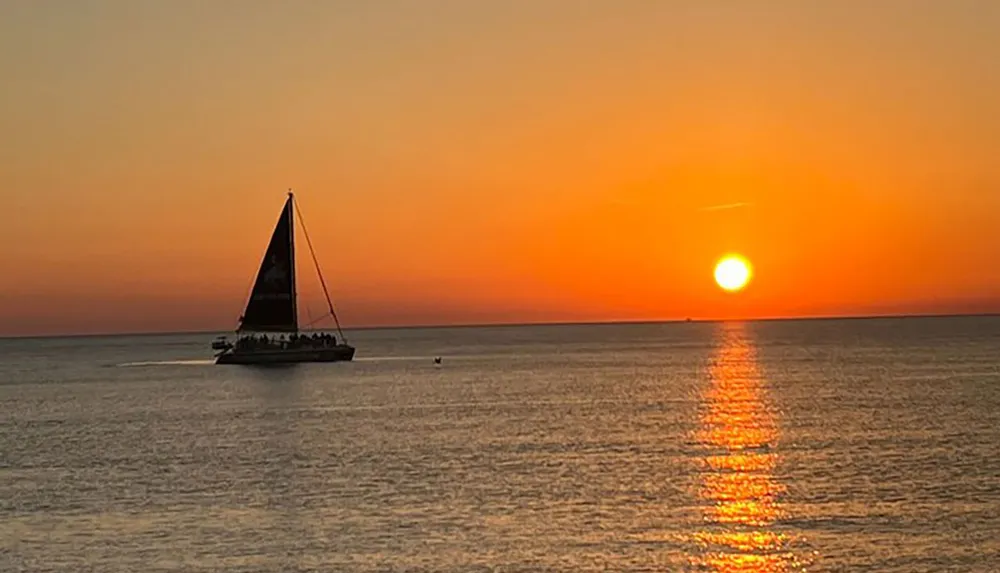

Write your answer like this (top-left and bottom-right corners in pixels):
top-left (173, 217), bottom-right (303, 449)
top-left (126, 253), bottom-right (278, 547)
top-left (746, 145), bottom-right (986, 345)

top-left (214, 191), bottom-right (355, 365)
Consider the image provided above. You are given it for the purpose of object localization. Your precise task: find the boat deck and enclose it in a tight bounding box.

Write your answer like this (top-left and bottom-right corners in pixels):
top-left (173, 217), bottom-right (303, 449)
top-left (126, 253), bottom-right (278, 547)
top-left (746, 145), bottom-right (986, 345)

top-left (216, 344), bottom-right (355, 364)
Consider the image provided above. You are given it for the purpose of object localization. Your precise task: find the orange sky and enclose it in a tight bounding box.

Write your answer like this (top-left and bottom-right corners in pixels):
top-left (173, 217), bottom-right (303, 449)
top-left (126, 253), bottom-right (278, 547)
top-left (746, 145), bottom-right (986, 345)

top-left (3, 1), bottom-right (1000, 336)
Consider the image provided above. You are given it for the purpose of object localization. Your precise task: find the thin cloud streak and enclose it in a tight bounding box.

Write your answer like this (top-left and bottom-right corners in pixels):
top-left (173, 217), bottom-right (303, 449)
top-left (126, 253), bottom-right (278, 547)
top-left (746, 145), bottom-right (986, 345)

top-left (697, 202), bottom-right (755, 212)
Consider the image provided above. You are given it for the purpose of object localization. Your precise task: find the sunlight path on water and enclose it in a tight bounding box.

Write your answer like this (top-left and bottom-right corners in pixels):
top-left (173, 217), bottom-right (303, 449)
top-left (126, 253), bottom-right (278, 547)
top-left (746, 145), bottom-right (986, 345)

top-left (689, 323), bottom-right (810, 572)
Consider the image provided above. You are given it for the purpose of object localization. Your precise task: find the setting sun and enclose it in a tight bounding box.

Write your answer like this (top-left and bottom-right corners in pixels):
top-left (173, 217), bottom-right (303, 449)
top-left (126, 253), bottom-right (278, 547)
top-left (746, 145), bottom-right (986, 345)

top-left (715, 255), bottom-right (753, 293)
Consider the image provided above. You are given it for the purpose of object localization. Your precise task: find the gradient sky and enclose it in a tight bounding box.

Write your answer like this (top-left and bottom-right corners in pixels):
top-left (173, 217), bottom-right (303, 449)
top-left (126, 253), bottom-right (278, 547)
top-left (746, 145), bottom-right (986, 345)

top-left (3, 1), bottom-right (1000, 336)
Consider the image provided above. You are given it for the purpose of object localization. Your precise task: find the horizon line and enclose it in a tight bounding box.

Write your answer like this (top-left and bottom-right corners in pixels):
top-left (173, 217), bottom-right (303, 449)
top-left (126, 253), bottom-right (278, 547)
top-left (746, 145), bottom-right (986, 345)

top-left (2, 310), bottom-right (999, 340)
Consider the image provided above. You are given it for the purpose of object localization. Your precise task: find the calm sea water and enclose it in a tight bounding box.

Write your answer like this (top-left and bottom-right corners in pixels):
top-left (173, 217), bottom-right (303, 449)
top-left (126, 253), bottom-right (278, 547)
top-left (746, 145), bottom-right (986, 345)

top-left (2, 317), bottom-right (999, 572)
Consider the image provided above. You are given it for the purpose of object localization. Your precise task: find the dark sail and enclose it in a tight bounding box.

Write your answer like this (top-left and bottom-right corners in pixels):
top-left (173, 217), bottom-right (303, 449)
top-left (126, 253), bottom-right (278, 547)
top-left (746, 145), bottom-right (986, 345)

top-left (239, 195), bottom-right (298, 332)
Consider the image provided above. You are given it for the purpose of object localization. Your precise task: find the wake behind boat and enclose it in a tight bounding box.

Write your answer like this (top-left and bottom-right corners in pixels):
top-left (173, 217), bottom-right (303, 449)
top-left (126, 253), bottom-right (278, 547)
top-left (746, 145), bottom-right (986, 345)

top-left (214, 191), bottom-right (355, 365)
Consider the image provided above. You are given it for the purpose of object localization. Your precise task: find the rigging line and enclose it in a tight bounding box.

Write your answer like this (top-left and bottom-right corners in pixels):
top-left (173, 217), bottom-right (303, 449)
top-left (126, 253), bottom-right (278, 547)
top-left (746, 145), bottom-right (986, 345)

top-left (235, 274), bottom-right (256, 332)
top-left (304, 301), bottom-right (314, 327)
top-left (235, 244), bottom-right (264, 333)
top-left (302, 312), bottom-right (333, 329)
top-left (292, 193), bottom-right (347, 342)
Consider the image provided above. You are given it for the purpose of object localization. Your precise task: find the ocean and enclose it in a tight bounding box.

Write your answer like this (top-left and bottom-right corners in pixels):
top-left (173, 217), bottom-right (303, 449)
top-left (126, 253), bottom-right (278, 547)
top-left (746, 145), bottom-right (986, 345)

top-left (2, 316), bottom-right (999, 572)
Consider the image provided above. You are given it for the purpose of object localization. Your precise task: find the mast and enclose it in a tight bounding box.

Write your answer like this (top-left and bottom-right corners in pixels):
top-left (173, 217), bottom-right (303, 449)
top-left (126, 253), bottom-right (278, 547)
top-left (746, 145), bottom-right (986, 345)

top-left (288, 190), bottom-right (298, 334)
top-left (293, 193), bottom-right (348, 343)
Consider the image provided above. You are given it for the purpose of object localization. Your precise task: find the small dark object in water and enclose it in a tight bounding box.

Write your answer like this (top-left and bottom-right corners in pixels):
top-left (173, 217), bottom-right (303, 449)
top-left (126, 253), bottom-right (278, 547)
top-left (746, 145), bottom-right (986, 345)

top-left (433, 357), bottom-right (442, 364)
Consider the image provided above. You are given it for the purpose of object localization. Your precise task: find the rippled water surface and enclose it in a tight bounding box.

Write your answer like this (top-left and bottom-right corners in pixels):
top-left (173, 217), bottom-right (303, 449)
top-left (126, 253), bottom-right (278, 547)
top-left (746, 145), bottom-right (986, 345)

top-left (3, 317), bottom-right (1000, 571)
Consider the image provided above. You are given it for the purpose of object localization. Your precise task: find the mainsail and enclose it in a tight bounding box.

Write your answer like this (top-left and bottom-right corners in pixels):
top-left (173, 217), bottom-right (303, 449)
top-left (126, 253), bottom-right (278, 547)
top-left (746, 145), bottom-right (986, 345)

top-left (238, 194), bottom-right (298, 332)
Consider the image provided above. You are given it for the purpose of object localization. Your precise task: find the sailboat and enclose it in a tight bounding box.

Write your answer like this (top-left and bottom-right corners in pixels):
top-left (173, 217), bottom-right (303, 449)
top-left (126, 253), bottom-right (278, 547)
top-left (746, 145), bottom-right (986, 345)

top-left (213, 191), bottom-right (355, 365)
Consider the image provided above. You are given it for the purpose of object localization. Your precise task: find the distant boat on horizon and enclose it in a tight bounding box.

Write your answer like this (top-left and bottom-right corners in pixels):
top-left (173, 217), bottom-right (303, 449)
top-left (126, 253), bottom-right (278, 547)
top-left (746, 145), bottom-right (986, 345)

top-left (213, 191), bottom-right (355, 365)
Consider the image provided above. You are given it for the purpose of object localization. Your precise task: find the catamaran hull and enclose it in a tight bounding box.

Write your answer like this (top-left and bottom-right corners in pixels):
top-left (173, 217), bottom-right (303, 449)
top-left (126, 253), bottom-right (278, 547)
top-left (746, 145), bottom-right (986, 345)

top-left (215, 345), bottom-right (355, 365)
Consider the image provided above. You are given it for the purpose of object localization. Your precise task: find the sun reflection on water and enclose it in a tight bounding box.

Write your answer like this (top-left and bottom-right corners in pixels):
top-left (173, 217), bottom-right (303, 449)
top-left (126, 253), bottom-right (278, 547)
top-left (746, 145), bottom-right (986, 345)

top-left (692, 323), bottom-right (802, 572)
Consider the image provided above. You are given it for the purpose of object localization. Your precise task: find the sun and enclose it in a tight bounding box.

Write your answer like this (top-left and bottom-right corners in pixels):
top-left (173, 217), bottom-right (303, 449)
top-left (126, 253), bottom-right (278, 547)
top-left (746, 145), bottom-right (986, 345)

top-left (714, 255), bottom-right (752, 292)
